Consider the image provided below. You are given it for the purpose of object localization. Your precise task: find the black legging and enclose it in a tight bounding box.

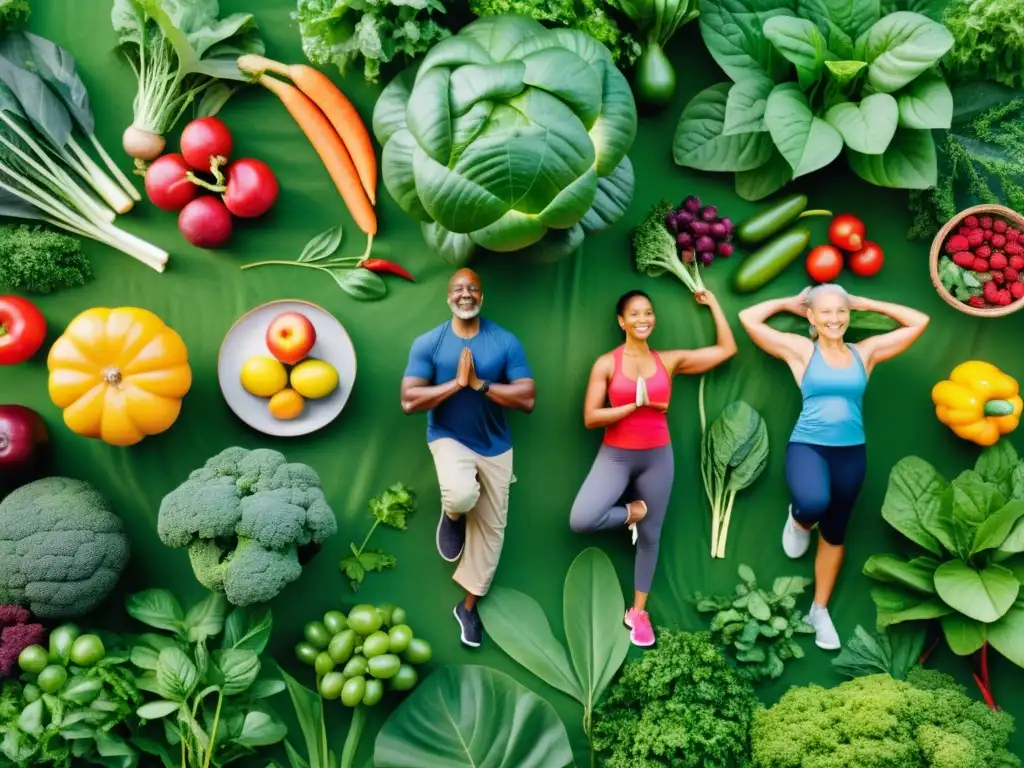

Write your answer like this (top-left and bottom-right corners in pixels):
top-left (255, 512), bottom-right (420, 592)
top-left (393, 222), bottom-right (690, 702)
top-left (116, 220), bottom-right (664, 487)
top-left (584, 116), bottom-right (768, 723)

top-left (784, 442), bottom-right (866, 545)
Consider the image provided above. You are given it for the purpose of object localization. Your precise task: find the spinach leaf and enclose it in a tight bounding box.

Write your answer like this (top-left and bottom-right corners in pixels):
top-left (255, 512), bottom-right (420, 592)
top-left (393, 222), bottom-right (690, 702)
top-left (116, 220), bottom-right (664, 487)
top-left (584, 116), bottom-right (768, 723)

top-left (735, 148), bottom-right (793, 200)
top-left (847, 127), bottom-right (937, 188)
top-left (824, 93), bottom-right (899, 154)
top-left (698, 0), bottom-right (797, 83)
top-left (764, 83), bottom-right (844, 177)
top-left (896, 71), bottom-right (953, 129)
top-left (673, 82), bottom-right (775, 172)
top-left (802, 0), bottom-right (880, 45)
top-left (762, 16), bottom-right (829, 89)
top-left (832, 623), bottom-right (926, 680)
top-left (722, 75), bottom-right (774, 135)
top-left (857, 11), bottom-right (954, 93)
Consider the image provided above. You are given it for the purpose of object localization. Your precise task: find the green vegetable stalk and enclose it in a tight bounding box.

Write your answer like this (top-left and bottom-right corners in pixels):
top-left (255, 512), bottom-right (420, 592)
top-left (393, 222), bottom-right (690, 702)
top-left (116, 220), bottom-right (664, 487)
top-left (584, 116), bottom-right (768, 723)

top-left (339, 483), bottom-right (418, 591)
top-left (613, 0), bottom-right (699, 106)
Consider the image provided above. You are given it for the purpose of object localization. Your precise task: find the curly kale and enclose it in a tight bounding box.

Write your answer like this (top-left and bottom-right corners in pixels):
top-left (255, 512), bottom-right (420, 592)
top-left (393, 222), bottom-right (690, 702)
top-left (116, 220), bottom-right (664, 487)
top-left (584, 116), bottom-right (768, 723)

top-left (593, 629), bottom-right (760, 767)
top-left (158, 447), bottom-right (338, 607)
top-left (0, 226), bottom-right (92, 294)
top-left (751, 669), bottom-right (1019, 768)
top-left (943, 0), bottom-right (1024, 90)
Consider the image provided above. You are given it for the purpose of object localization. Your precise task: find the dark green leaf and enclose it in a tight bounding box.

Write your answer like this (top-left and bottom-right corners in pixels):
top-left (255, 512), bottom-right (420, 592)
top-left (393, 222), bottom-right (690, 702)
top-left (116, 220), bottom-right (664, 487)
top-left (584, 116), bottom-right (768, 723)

top-left (746, 591), bottom-right (771, 621)
top-left (0, 54), bottom-right (72, 148)
top-left (863, 553), bottom-right (938, 594)
top-left (988, 599), bottom-right (1024, 666)
top-left (156, 647), bottom-right (199, 702)
top-left (222, 607), bottom-right (272, 653)
top-left (330, 267), bottom-right (386, 301)
top-left (940, 613), bottom-right (987, 655)
top-left (374, 665), bottom-right (574, 768)
top-left (339, 554), bottom-right (366, 590)
top-left (126, 590), bottom-right (185, 634)
top-left (880, 456), bottom-right (948, 556)
top-left (298, 226), bottom-right (343, 263)
top-left (236, 709), bottom-right (287, 747)
top-left (184, 592), bottom-right (228, 642)
top-left (216, 648), bottom-right (260, 695)
top-left (972, 500), bottom-right (1024, 555)
top-left (0, 32), bottom-right (94, 133)
top-left (276, 664), bottom-right (329, 768)
top-left (975, 440), bottom-right (1019, 492)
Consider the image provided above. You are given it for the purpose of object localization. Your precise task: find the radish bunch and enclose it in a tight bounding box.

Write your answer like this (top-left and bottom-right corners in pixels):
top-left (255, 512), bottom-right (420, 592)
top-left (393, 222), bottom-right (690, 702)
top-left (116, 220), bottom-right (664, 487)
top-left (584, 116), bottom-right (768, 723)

top-left (664, 196), bottom-right (734, 267)
top-left (144, 118), bottom-right (280, 250)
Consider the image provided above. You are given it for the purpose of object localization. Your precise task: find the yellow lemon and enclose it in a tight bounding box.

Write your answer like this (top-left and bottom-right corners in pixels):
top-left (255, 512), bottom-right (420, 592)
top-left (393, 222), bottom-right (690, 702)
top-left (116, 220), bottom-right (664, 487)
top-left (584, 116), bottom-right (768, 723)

top-left (240, 356), bottom-right (288, 397)
top-left (290, 359), bottom-right (339, 399)
top-left (268, 388), bottom-right (305, 420)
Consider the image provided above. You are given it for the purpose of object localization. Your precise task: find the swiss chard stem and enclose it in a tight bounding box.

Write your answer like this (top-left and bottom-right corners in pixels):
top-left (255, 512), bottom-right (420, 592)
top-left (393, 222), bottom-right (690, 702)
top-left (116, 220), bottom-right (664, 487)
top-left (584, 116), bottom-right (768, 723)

top-left (90, 131), bottom-right (141, 201)
top-left (340, 704), bottom-right (367, 768)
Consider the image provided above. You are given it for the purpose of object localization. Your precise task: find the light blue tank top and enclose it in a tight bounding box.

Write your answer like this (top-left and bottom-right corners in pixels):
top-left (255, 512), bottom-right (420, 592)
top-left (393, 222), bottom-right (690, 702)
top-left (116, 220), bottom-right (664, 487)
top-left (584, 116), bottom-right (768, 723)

top-left (789, 343), bottom-right (867, 447)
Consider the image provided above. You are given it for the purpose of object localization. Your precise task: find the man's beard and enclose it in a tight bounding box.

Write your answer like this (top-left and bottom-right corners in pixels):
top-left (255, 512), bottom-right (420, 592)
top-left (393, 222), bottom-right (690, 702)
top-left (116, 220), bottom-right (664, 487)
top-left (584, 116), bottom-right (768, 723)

top-left (448, 300), bottom-right (481, 320)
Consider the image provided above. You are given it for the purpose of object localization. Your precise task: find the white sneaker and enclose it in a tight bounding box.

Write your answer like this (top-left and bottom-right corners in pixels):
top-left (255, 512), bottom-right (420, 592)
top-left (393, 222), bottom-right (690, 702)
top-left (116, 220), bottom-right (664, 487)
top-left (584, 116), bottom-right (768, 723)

top-left (782, 506), bottom-right (811, 558)
top-left (807, 604), bottom-right (841, 650)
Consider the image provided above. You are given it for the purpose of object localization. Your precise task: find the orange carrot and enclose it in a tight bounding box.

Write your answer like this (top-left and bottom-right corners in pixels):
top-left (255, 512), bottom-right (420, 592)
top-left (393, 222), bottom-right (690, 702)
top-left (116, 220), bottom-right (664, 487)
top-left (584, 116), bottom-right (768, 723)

top-left (239, 55), bottom-right (377, 205)
top-left (254, 73), bottom-right (377, 238)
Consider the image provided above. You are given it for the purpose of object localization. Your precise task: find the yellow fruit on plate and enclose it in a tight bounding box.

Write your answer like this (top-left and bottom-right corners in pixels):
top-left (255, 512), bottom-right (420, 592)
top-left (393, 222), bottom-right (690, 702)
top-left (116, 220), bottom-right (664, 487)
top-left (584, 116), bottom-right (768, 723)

top-left (290, 359), bottom-right (339, 399)
top-left (268, 388), bottom-right (305, 420)
top-left (240, 356), bottom-right (288, 397)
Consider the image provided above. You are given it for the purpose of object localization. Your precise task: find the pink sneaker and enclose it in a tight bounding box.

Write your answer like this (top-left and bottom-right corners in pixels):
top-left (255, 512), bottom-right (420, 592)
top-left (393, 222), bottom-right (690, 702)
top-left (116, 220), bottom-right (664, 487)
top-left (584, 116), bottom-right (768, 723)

top-left (623, 607), bottom-right (655, 647)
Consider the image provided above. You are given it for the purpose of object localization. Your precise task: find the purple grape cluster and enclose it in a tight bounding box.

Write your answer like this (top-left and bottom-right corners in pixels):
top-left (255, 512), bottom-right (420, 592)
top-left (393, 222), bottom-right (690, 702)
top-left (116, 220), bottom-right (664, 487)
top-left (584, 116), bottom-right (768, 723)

top-left (664, 196), bottom-right (735, 266)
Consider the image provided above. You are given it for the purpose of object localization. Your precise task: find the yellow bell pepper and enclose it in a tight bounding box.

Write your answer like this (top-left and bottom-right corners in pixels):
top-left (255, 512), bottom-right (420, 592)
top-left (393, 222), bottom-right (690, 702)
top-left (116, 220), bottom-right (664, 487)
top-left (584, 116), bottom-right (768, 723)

top-left (932, 361), bottom-right (1022, 446)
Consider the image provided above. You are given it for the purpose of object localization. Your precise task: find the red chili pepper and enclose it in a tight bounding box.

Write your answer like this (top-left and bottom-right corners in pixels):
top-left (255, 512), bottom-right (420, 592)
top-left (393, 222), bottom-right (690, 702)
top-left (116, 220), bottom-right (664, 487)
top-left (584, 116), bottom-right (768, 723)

top-left (360, 258), bottom-right (414, 282)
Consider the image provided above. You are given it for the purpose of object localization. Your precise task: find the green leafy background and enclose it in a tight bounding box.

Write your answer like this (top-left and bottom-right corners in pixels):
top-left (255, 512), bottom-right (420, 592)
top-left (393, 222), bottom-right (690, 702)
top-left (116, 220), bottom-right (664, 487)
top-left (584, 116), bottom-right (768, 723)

top-left (13, 1), bottom-right (1024, 763)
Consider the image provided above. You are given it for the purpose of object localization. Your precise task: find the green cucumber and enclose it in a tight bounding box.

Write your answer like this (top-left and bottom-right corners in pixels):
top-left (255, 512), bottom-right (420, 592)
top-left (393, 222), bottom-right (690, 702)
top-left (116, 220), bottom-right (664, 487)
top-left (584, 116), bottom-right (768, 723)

top-left (732, 228), bottom-right (811, 294)
top-left (736, 194), bottom-right (831, 246)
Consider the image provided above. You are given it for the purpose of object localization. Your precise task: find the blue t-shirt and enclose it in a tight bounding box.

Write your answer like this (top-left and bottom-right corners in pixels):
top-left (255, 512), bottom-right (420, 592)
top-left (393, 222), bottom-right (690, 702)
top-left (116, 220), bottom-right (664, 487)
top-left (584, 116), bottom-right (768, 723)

top-left (404, 319), bottom-right (532, 456)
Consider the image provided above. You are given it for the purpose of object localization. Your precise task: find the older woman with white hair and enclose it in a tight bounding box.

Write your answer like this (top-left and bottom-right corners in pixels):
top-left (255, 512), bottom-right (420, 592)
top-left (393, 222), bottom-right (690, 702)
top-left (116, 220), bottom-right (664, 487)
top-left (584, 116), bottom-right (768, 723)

top-left (738, 284), bottom-right (929, 651)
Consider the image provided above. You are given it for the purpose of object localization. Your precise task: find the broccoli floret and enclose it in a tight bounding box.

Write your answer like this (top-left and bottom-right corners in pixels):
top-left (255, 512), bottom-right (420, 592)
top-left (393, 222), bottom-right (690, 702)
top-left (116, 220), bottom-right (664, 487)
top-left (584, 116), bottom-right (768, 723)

top-left (632, 199), bottom-right (705, 293)
top-left (158, 447), bottom-right (338, 607)
top-left (0, 477), bottom-right (130, 619)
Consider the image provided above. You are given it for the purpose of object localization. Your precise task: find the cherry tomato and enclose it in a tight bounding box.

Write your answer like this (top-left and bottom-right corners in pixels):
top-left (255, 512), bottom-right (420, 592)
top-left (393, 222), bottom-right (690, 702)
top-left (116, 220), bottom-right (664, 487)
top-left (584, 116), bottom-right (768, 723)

top-left (848, 242), bottom-right (884, 277)
top-left (0, 295), bottom-right (46, 365)
top-left (145, 154), bottom-right (199, 211)
top-left (828, 213), bottom-right (866, 251)
top-left (805, 245), bottom-right (844, 283)
top-left (178, 196), bottom-right (233, 249)
top-left (180, 117), bottom-right (233, 171)
top-left (222, 159), bottom-right (279, 218)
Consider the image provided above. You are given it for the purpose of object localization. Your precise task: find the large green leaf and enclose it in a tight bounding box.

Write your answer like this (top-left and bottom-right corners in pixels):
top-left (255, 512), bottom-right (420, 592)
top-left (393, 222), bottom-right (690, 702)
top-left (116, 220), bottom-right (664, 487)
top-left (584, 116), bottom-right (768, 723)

top-left (381, 130), bottom-right (431, 222)
top-left (722, 75), bottom-right (774, 135)
top-left (880, 456), bottom-right (947, 556)
top-left (995, 518), bottom-right (1024, 562)
top-left (988, 600), bottom-right (1024, 667)
top-left (933, 561), bottom-right (1019, 623)
top-left (764, 83), bottom-right (844, 177)
top-left (847, 127), bottom-right (936, 188)
top-left (863, 554), bottom-right (937, 594)
top-left (941, 614), bottom-right (987, 655)
top-left (975, 440), bottom-right (1019, 493)
top-left (857, 11), bottom-right (954, 93)
top-left (374, 665), bottom-right (574, 768)
top-left (697, 0), bottom-right (797, 84)
top-left (579, 156), bottom-right (634, 234)
top-left (801, 0), bottom-right (880, 45)
top-left (762, 17), bottom-right (829, 89)
top-left (373, 67), bottom-right (415, 145)
top-left (871, 585), bottom-right (951, 628)
top-left (896, 72), bottom-right (952, 129)
top-left (971, 500), bottom-right (1024, 556)
top-left (563, 548), bottom-right (630, 716)
top-left (673, 82), bottom-right (775, 172)
top-left (824, 93), bottom-right (899, 154)
top-left (477, 587), bottom-right (582, 701)
top-left (735, 148), bottom-right (793, 200)
top-left (422, 222), bottom-right (476, 266)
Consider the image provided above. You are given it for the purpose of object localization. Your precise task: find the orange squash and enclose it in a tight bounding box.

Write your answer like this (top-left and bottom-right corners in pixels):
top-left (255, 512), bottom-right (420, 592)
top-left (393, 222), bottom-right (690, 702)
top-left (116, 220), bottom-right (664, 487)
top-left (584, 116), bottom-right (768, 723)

top-left (47, 307), bottom-right (192, 446)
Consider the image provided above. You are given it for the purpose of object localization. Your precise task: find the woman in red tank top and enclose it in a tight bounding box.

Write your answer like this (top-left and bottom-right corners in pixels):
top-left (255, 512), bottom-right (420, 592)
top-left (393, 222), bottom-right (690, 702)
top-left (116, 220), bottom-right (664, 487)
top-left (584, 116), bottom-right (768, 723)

top-left (569, 289), bottom-right (737, 647)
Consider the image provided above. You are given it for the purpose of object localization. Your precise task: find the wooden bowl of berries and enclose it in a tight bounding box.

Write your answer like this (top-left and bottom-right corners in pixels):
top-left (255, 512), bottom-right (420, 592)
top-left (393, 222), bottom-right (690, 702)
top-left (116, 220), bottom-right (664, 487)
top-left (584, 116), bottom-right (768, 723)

top-left (930, 203), bottom-right (1024, 317)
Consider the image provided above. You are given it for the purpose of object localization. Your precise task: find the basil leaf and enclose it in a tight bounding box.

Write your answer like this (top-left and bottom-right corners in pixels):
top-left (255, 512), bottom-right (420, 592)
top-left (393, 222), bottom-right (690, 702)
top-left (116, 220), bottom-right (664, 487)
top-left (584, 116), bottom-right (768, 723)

top-left (331, 268), bottom-right (386, 301)
top-left (216, 648), bottom-right (260, 695)
top-left (299, 226), bottom-right (343, 262)
top-left (126, 589), bottom-right (185, 633)
top-left (222, 607), bottom-right (272, 653)
top-left (156, 647), bottom-right (199, 702)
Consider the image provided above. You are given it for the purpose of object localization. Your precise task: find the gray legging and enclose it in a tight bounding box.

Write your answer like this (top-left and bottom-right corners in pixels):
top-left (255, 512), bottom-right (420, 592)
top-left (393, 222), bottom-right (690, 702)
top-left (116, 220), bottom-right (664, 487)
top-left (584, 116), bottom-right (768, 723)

top-left (569, 444), bottom-right (675, 593)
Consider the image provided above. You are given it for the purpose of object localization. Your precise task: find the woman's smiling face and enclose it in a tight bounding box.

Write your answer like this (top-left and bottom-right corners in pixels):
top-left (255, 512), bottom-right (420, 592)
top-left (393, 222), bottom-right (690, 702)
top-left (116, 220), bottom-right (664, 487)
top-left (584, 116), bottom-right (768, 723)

top-left (619, 295), bottom-right (655, 341)
top-left (808, 289), bottom-right (849, 340)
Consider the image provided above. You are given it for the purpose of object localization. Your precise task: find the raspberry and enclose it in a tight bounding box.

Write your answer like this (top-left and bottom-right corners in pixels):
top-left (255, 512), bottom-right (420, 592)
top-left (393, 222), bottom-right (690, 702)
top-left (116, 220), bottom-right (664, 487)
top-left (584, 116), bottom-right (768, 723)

top-left (992, 233), bottom-right (1007, 248)
top-left (984, 279), bottom-right (1000, 299)
top-left (968, 295), bottom-right (988, 308)
top-left (994, 219), bottom-right (1008, 233)
top-left (999, 288), bottom-right (1013, 305)
top-left (992, 270), bottom-right (1005, 284)
top-left (984, 230), bottom-right (994, 242)
top-left (965, 215), bottom-right (980, 227)
top-left (1007, 241), bottom-right (1024, 257)
top-left (1005, 267), bottom-right (1019, 282)
top-left (967, 229), bottom-right (985, 247)
top-left (976, 245), bottom-right (992, 259)
top-left (1011, 255), bottom-right (1024, 269)
top-left (946, 234), bottom-right (970, 254)
top-left (990, 252), bottom-right (1008, 270)
top-left (981, 216), bottom-right (994, 230)
top-left (959, 226), bottom-right (972, 237)
top-left (1012, 281), bottom-right (1024, 300)
top-left (952, 251), bottom-right (976, 268)
top-left (1008, 229), bottom-right (1021, 242)
top-left (974, 258), bottom-right (990, 271)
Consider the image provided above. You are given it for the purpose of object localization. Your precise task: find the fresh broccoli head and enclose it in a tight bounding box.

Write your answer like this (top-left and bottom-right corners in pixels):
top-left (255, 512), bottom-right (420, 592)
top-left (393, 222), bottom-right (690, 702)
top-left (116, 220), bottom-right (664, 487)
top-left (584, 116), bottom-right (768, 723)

top-left (0, 477), bottom-right (130, 619)
top-left (158, 447), bottom-right (338, 607)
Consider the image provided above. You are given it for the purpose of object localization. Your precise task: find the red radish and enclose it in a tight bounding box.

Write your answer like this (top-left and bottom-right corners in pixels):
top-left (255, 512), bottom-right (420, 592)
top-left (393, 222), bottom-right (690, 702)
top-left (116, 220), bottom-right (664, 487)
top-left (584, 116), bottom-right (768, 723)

top-left (222, 159), bottom-right (279, 218)
top-left (180, 117), bottom-right (233, 171)
top-left (145, 154), bottom-right (199, 211)
top-left (828, 213), bottom-right (866, 251)
top-left (179, 196), bottom-right (233, 249)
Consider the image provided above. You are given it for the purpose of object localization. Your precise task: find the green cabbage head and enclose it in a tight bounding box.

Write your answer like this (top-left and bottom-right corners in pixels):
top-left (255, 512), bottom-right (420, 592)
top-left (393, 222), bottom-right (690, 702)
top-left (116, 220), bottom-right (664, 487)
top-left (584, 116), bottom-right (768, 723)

top-left (372, 14), bottom-right (638, 264)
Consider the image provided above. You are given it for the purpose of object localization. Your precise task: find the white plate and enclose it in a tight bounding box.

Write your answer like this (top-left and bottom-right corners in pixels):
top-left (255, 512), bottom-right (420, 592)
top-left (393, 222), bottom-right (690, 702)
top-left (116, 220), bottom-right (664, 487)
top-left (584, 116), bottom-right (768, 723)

top-left (218, 300), bottom-right (356, 437)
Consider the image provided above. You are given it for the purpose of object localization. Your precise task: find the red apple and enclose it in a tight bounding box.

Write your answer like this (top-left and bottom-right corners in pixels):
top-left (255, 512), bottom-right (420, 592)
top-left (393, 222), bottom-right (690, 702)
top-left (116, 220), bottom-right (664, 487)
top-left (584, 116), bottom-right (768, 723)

top-left (266, 312), bottom-right (316, 365)
top-left (0, 405), bottom-right (50, 498)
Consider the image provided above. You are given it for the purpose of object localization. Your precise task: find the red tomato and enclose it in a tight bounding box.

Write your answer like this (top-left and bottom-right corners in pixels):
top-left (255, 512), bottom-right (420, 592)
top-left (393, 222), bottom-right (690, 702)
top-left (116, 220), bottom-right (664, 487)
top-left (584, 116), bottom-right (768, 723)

top-left (222, 159), bottom-right (279, 218)
top-left (145, 154), bottom-right (199, 211)
top-left (0, 296), bottom-right (46, 365)
top-left (180, 117), bottom-right (233, 171)
top-left (806, 245), bottom-right (844, 283)
top-left (828, 213), bottom-right (866, 251)
top-left (849, 242), bottom-right (884, 277)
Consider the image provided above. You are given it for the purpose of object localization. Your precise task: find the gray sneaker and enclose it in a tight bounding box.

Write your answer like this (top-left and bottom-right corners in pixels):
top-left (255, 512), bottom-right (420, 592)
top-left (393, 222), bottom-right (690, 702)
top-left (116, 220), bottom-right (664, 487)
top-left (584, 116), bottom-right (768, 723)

top-left (436, 512), bottom-right (465, 562)
top-left (782, 506), bottom-right (811, 559)
top-left (807, 604), bottom-right (841, 650)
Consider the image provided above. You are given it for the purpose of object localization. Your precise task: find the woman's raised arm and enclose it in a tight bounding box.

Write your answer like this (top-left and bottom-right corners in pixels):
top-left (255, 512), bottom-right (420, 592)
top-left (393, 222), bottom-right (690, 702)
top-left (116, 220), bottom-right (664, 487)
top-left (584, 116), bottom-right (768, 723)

top-left (738, 294), bottom-right (811, 364)
top-left (851, 296), bottom-right (930, 369)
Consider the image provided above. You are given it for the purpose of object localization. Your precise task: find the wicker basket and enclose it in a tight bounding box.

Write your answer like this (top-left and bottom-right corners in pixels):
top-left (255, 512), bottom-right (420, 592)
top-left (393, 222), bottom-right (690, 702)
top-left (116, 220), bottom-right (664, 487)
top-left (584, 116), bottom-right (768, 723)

top-left (930, 203), bottom-right (1024, 318)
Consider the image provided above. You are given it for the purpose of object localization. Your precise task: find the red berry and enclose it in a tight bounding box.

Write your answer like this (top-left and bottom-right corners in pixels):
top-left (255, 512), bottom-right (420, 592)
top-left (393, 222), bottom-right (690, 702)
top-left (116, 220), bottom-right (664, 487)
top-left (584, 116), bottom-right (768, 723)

top-left (965, 215), bottom-right (980, 227)
top-left (975, 245), bottom-right (992, 259)
top-left (990, 252), bottom-right (1008, 270)
top-left (981, 216), bottom-right (994, 230)
top-left (992, 233), bottom-right (1007, 248)
top-left (984, 230), bottom-right (994, 242)
top-left (1008, 229), bottom-right (1020, 241)
top-left (1012, 281), bottom-right (1024, 299)
top-left (974, 258), bottom-right (990, 271)
top-left (993, 271), bottom-right (1006, 284)
top-left (1006, 241), bottom-right (1024, 256)
top-left (984, 279), bottom-right (1000, 298)
top-left (994, 219), bottom-right (1008, 233)
top-left (967, 229), bottom-right (985, 247)
top-left (952, 251), bottom-right (976, 268)
top-left (999, 289), bottom-right (1013, 305)
top-left (1005, 267), bottom-right (1019, 282)
top-left (946, 234), bottom-right (970, 253)
top-left (968, 295), bottom-right (988, 308)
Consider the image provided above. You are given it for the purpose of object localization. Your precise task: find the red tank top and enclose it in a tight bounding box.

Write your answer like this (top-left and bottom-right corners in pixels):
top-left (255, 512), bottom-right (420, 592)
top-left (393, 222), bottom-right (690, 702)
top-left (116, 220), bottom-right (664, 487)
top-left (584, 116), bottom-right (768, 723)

top-left (603, 346), bottom-right (672, 450)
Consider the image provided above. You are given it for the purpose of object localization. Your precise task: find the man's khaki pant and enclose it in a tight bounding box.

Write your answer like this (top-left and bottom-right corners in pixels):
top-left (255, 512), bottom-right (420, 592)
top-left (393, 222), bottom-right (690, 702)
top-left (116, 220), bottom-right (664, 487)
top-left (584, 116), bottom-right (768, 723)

top-left (428, 437), bottom-right (514, 597)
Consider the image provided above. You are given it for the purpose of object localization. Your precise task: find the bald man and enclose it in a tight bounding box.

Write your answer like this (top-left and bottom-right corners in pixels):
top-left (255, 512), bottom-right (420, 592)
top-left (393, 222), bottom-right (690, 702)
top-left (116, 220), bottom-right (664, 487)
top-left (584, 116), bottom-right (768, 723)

top-left (400, 268), bottom-right (535, 647)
